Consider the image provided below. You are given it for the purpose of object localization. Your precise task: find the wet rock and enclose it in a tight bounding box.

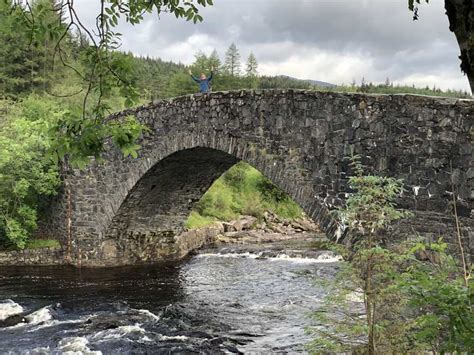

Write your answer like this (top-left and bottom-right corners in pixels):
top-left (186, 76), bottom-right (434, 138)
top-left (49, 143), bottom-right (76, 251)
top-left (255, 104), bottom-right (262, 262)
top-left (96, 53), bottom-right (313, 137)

top-left (84, 312), bottom-right (147, 331)
top-left (224, 344), bottom-right (245, 354)
top-left (0, 314), bottom-right (27, 328)
top-left (182, 330), bottom-right (213, 338)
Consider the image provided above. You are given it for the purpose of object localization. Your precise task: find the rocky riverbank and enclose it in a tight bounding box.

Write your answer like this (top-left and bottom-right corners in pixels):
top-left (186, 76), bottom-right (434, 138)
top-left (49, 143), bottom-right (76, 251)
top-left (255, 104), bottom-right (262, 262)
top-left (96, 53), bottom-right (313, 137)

top-left (0, 211), bottom-right (328, 267)
top-left (175, 211), bottom-right (327, 258)
top-left (179, 211), bottom-right (333, 262)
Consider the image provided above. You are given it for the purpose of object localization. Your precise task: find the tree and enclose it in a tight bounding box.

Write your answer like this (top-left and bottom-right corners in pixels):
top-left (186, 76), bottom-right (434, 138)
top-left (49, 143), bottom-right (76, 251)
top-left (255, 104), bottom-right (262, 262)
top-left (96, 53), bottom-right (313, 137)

top-left (409, 0), bottom-right (474, 93)
top-left (0, 97), bottom-right (61, 248)
top-left (443, 0), bottom-right (474, 92)
top-left (192, 51), bottom-right (210, 74)
top-left (208, 49), bottom-right (221, 74)
top-left (309, 155), bottom-right (473, 354)
top-left (9, 0), bottom-right (213, 167)
top-left (337, 156), bottom-right (410, 354)
top-left (245, 52), bottom-right (258, 77)
top-left (308, 156), bottom-right (413, 354)
top-left (396, 240), bottom-right (474, 352)
top-left (0, 0), bottom-right (63, 98)
top-left (223, 42), bottom-right (241, 77)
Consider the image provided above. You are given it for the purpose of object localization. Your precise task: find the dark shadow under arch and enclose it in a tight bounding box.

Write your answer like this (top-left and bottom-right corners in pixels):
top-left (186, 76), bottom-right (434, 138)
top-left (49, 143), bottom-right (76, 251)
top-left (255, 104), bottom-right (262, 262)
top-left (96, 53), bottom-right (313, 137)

top-left (103, 146), bottom-right (334, 263)
top-left (105, 147), bottom-right (239, 243)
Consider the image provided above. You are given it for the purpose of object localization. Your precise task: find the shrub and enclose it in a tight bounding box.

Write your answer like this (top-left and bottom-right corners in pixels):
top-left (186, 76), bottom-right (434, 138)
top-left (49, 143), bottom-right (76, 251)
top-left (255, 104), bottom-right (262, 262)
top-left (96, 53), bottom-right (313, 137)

top-left (0, 97), bottom-right (61, 249)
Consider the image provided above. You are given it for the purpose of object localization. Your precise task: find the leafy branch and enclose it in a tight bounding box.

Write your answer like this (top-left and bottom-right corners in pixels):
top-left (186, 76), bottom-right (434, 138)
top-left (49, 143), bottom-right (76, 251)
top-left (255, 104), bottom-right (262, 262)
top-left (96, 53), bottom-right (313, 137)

top-left (11, 0), bottom-right (213, 167)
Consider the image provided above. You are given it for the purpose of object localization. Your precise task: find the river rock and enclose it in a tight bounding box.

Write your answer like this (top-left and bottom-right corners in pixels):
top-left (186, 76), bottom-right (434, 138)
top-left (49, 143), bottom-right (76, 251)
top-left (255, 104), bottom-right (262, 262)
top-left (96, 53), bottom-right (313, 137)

top-left (267, 223), bottom-right (287, 234)
top-left (222, 216), bottom-right (257, 233)
top-left (222, 222), bottom-right (238, 232)
top-left (239, 215), bottom-right (257, 230)
top-left (291, 217), bottom-right (320, 232)
top-left (0, 314), bottom-right (27, 328)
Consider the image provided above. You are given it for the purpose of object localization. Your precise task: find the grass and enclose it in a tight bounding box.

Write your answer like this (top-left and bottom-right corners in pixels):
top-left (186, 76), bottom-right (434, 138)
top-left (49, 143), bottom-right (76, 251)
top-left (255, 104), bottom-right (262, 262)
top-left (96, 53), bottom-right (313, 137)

top-left (185, 161), bottom-right (303, 229)
top-left (185, 211), bottom-right (217, 229)
top-left (0, 238), bottom-right (60, 252)
top-left (24, 239), bottom-right (60, 249)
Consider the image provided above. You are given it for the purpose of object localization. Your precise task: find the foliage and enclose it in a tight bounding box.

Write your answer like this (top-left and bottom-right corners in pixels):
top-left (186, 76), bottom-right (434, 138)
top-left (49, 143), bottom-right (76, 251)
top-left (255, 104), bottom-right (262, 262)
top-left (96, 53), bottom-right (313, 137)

top-left (245, 53), bottom-right (258, 77)
top-left (0, 97), bottom-right (61, 248)
top-left (330, 155), bottom-right (411, 354)
top-left (132, 55), bottom-right (185, 101)
top-left (339, 155), bottom-right (411, 237)
top-left (185, 162), bottom-right (303, 229)
top-left (397, 241), bottom-right (474, 352)
top-left (0, 0), bottom-right (62, 97)
top-left (208, 50), bottom-right (222, 74)
top-left (258, 75), bottom-right (314, 90)
top-left (408, 0), bottom-right (429, 20)
top-left (308, 239), bottom-right (474, 354)
top-left (48, 110), bottom-right (146, 169)
top-left (308, 247), bottom-right (411, 353)
top-left (5, 0), bottom-right (212, 167)
top-left (308, 155), bottom-right (473, 354)
top-left (223, 42), bottom-right (241, 77)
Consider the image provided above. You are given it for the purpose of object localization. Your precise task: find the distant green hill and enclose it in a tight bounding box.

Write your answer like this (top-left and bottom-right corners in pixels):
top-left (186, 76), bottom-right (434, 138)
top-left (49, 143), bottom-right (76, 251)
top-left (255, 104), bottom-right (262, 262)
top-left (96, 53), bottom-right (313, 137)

top-left (279, 75), bottom-right (337, 88)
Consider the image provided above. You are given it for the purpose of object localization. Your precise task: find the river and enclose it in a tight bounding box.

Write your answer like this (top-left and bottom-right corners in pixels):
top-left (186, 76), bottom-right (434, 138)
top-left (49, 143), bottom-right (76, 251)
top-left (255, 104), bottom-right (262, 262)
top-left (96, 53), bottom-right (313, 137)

top-left (0, 243), bottom-right (341, 354)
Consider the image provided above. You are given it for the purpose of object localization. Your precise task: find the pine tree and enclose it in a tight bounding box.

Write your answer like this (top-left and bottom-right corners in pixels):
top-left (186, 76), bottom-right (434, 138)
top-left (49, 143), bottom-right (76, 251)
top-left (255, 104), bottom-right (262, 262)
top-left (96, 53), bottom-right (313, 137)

top-left (0, 0), bottom-right (66, 98)
top-left (245, 52), bottom-right (258, 77)
top-left (0, 1), bottom-right (41, 97)
top-left (192, 51), bottom-right (209, 74)
top-left (223, 42), bottom-right (241, 77)
top-left (208, 49), bottom-right (221, 73)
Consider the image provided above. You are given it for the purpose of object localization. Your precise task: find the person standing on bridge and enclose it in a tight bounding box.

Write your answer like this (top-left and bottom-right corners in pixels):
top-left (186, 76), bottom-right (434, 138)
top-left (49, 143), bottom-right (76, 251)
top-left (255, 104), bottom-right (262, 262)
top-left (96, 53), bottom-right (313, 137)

top-left (189, 69), bottom-right (213, 93)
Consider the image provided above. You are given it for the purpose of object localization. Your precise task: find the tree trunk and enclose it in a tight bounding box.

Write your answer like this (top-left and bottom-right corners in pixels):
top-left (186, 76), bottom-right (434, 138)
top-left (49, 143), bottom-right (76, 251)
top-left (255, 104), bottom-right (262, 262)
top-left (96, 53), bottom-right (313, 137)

top-left (365, 232), bottom-right (376, 355)
top-left (445, 0), bottom-right (474, 93)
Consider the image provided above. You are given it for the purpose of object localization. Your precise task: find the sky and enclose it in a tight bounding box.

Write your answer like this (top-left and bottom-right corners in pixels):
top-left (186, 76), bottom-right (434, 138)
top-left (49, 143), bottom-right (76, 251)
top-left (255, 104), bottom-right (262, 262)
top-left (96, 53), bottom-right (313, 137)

top-left (76, 0), bottom-right (471, 92)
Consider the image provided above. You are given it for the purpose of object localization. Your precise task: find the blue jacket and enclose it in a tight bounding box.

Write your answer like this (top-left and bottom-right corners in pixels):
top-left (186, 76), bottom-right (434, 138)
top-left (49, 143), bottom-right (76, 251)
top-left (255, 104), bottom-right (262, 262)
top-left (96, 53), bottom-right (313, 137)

top-left (191, 72), bottom-right (213, 93)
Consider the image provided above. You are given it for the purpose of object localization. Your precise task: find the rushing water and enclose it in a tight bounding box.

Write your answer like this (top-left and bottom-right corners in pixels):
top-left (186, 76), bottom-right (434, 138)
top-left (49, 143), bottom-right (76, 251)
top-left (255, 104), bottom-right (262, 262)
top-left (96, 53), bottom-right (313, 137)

top-left (0, 245), bottom-right (341, 354)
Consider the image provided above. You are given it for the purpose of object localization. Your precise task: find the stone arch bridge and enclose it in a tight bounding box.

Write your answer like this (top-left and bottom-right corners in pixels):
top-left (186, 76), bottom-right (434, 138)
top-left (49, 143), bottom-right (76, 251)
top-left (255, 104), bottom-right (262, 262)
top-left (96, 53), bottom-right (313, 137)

top-left (42, 90), bottom-right (473, 266)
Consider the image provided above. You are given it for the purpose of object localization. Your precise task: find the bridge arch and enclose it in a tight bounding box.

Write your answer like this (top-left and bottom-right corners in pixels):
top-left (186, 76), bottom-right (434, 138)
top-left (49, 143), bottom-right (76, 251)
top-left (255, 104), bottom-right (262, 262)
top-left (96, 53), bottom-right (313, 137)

top-left (41, 90), bottom-right (473, 266)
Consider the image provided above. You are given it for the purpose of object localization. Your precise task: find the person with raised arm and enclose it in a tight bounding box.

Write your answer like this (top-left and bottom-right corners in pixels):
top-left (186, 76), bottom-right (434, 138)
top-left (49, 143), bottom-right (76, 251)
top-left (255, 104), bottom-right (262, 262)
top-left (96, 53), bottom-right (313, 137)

top-left (189, 68), bottom-right (213, 93)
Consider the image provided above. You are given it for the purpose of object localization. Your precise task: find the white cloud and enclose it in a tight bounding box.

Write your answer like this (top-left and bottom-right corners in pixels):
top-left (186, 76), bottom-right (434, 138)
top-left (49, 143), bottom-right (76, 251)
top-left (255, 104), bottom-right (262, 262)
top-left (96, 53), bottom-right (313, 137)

top-left (124, 33), bottom-right (216, 63)
top-left (74, 0), bottom-right (471, 92)
top-left (258, 47), bottom-right (372, 84)
top-left (396, 72), bottom-right (470, 92)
